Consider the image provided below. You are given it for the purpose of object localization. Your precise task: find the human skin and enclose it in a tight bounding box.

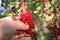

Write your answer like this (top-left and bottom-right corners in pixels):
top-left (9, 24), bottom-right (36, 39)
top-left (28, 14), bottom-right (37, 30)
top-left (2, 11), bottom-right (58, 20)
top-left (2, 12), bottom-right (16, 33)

top-left (0, 16), bottom-right (29, 40)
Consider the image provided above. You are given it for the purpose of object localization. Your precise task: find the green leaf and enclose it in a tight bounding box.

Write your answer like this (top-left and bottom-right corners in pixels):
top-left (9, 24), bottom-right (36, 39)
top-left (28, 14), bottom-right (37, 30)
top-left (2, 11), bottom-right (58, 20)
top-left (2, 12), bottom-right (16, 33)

top-left (10, 0), bottom-right (16, 2)
top-left (33, 11), bottom-right (39, 14)
top-left (17, 8), bottom-right (22, 12)
top-left (33, 25), bottom-right (40, 33)
top-left (4, 10), bottom-right (14, 16)
top-left (8, 2), bottom-right (20, 7)
top-left (58, 21), bottom-right (60, 27)
top-left (37, 33), bottom-right (41, 40)
top-left (0, 15), bottom-right (7, 18)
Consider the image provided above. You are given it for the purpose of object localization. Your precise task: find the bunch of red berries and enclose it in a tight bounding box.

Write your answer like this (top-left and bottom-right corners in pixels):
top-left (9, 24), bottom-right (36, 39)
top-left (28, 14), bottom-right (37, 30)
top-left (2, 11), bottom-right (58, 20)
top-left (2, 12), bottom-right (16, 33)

top-left (18, 2), bottom-right (36, 38)
top-left (48, 24), bottom-right (60, 38)
top-left (19, 10), bottom-right (36, 38)
top-left (43, 0), bottom-right (49, 3)
top-left (48, 26), bottom-right (57, 38)
top-left (20, 10), bottom-right (35, 29)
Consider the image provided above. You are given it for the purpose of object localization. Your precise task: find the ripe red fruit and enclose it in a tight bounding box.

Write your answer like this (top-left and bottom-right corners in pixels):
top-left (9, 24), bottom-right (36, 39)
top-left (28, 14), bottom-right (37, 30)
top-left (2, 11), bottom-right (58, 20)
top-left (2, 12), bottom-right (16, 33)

top-left (19, 10), bottom-right (35, 38)
top-left (42, 10), bottom-right (47, 14)
top-left (19, 2), bottom-right (27, 9)
top-left (48, 26), bottom-right (58, 38)
top-left (43, 0), bottom-right (49, 3)
top-left (25, 29), bottom-right (36, 38)
top-left (58, 8), bottom-right (60, 11)
top-left (19, 10), bottom-right (35, 29)
top-left (18, 2), bottom-right (36, 38)
top-left (57, 28), bottom-right (60, 36)
top-left (19, 13), bottom-right (25, 22)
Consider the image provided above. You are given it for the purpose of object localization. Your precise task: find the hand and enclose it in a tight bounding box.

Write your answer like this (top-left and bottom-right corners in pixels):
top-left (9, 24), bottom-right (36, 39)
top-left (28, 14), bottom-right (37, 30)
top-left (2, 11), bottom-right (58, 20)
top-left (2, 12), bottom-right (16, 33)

top-left (0, 16), bottom-right (29, 30)
top-left (0, 16), bottom-right (29, 40)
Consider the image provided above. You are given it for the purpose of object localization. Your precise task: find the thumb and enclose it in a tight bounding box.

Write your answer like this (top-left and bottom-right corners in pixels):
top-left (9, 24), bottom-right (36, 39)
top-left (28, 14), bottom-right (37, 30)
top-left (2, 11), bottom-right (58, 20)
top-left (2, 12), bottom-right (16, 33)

top-left (9, 20), bottom-right (29, 30)
top-left (16, 21), bottom-right (29, 30)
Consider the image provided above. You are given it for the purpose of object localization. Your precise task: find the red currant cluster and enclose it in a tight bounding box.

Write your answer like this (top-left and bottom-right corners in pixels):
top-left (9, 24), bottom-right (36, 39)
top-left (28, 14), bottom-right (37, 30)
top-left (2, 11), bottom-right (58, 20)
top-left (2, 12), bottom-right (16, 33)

top-left (17, 2), bottom-right (36, 39)
top-left (48, 24), bottom-right (60, 38)
top-left (20, 2), bottom-right (26, 7)
top-left (19, 2), bottom-right (27, 10)
top-left (19, 10), bottom-right (36, 38)
top-left (43, 0), bottom-right (49, 3)
top-left (58, 8), bottom-right (60, 11)
top-left (57, 28), bottom-right (60, 36)
top-left (20, 10), bottom-right (35, 29)
top-left (48, 26), bottom-right (57, 38)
